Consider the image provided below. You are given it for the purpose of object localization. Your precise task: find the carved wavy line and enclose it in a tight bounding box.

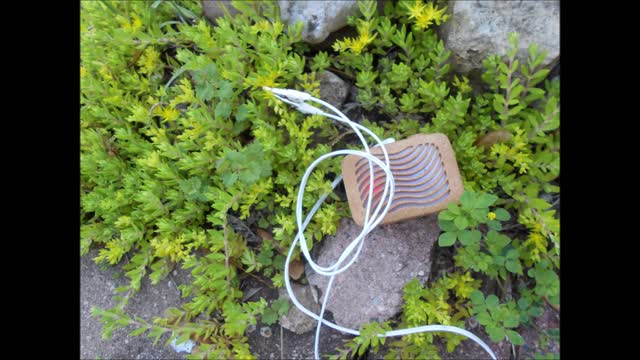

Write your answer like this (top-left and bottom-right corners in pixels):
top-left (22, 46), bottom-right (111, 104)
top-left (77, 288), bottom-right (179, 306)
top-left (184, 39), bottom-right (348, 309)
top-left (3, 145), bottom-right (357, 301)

top-left (357, 150), bottom-right (441, 197)
top-left (355, 144), bottom-right (427, 176)
top-left (364, 168), bottom-right (448, 206)
top-left (356, 145), bottom-right (435, 184)
top-left (354, 144), bottom-right (417, 168)
top-left (387, 186), bottom-right (451, 213)
top-left (362, 170), bottom-right (447, 202)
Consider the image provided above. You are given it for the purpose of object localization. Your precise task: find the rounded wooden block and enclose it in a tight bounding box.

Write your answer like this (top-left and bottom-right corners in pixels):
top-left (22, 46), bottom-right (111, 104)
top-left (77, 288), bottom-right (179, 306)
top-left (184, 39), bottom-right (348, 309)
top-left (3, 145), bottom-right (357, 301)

top-left (342, 133), bottom-right (464, 226)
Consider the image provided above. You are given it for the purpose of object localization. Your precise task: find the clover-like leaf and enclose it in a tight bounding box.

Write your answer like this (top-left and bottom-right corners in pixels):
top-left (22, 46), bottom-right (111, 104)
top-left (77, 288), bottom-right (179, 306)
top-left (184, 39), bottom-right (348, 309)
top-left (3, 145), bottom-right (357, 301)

top-left (439, 232), bottom-right (457, 247)
top-left (506, 329), bottom-right (524, 345)
top-left (494, 208), bottom-right (511, 221)
top-left (459, 230), bottom-right (481, 246)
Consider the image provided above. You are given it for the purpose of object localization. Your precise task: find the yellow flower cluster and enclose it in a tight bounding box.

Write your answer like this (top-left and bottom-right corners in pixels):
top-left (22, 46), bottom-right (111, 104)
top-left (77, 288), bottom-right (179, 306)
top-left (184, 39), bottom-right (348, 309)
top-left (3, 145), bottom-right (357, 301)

top-left (332, 21), bottom-right (377, 55)
top-left (151, 235), bottom-right (189, 262)
top-left (159, 106), bottom-right (180, 122)
top-left (406, 1), bottom-right (449, 30)
top-left (122, 14), bottom-right (143, 33)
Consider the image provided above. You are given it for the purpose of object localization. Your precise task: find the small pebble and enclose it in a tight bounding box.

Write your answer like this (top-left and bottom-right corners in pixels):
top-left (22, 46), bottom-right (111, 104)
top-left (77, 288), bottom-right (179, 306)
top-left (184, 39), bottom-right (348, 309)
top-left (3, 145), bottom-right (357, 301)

top-left (246, 323), bottom-right (256, 333)
top-left (468, 316), bottom-right (478, 328)
top-left (418, 270), bottom-right (425, 276)
top-left (260, 326), bottom-right (272, 338)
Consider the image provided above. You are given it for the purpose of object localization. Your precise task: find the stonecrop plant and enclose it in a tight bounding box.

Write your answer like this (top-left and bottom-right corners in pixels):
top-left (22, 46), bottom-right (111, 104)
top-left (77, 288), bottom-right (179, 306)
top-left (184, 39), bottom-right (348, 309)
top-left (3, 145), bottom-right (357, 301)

top-left (82, 0), bottom-right (558, 359)
top-left (82, 1), bottom-right (347, 357)
top-left (311, 0), bottom-right (559, 358)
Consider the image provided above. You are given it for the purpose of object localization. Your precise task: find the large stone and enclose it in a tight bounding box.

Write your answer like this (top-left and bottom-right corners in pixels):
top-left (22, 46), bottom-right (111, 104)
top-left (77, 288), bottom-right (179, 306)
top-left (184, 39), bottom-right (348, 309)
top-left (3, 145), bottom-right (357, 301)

top-left (278, 283), bottom-right (321, 334)
top-left (440, 1), bottom-right (560, 74)
top-left (307, 216), bottom-right (439, 329)
top-left (318, 71), bottom-right (350, 109)
top-left (278, 1), bottom-right (359, 44)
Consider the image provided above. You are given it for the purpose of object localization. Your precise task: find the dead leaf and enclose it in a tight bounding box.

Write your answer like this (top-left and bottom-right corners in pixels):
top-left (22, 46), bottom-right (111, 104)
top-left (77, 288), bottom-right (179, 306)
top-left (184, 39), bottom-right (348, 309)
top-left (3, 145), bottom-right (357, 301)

top-left (127, 49), bottom-right (144, 68)
top-left (256, 228), bottom-right (273, 241)
top-left (474, 130), bottom-right (512, 148)
top-left (257, 228), bottom-right (289, 255)
top-left (241, 287), bottom-right (262, 302)
top-left (191, 333), bottom-right (213, 344)
top-left (289, 260), bottom-right (304, 280)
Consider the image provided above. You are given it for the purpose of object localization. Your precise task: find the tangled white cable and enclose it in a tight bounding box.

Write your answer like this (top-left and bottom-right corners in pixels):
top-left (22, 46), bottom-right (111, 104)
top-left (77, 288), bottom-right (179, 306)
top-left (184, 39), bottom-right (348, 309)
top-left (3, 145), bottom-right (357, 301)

top-left (264, 87), bottom-right (497, 360)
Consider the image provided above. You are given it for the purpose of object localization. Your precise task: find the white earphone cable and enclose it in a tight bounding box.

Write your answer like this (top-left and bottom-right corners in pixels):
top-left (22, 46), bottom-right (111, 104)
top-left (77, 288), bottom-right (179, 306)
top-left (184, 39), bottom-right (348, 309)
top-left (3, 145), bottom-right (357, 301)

top-left (264, 87), bottom-right (497, 360)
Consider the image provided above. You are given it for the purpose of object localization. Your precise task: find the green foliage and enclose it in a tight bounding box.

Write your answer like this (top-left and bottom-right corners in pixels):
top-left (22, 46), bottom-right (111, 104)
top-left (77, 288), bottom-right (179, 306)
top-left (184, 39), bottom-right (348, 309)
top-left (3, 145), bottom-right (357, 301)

top-left (353, 321), bottom-right (393, 356)
top-left (469, 290), bottom-right (523, 344)
top-left (528, 260), bottom-right (560, 305)
top-left (82, 0), bottom-right (558, 358)
top-left (333, 0), bottom-right (378, 55)
top-left (260, 298), bottom-right (289, 326)
top-left (531, 352), bottom-right (560, 360)
top-left (217, 142), bottom-right (272, 187)
top-left (330, 321), bottom-right (393, 360)
top-left (336, 3), bottom-right (560, 279)
top-left (332, 3), bottom-right (559, 353)
top-left (82, 0), bottom-right (342, 356)
top-left (437, 191), bottom-right (503, 245)
top-left (335, 272), bottom-right (480, 359)
top-left (434, 190), bottom-right (556, 347)
top-left (91, 298), bottom-right (265, 359)
top-left (370, 189), bottom-right (555, 355)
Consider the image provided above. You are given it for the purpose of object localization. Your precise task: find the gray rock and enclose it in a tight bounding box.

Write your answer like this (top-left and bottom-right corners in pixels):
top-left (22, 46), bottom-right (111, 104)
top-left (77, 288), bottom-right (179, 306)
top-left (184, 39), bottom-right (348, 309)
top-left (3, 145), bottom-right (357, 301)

top-left (318, 71), bottom-right (350, 109)
top-left (307, 215), bottom-right (439, 329)
top-left (278, 1), bottom-right (359, 44)
top-left (278, 283), bottom-right (320, 334)
top-left (201, 1), bottom-right (239, 22)
top-left (440, 1), bottom-right (559, 74)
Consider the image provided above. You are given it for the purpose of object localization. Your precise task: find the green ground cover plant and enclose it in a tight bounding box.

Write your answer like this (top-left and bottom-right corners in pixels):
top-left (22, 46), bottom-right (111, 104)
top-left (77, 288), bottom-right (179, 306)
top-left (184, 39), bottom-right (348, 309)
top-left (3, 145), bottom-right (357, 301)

top-left (82, 1), bottom-right (559, 358)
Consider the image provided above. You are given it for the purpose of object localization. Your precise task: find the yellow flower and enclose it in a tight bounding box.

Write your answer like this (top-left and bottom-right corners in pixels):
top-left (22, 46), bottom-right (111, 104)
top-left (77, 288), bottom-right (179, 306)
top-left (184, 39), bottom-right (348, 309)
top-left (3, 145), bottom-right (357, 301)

top-left (423, 2), bottom-right (447, 23)
top-left (408, 1), bottom-right (449, 30)
top-left (333, 21), bottom-right (377, 54)
top-left (523, 232), bottom-right (547, 263)
top-left (123, 14), bottom-right (143, 33)
top-left (132, 15), bottom-right (143, 31)
top-left (80, 66), bottom-right (87, 78)
top-left (347, 28), bottom-right (377, 55)
top-left (139, 47), bottom-right (160, 75)
top-left (98, 65), bottom-right (112, 81)
top-left (255, 70), bottom-right (280, 89)
top-left (250, 20), bottom-right (271, 34)
top-left (160, 106), bottom-right (180, 122)
top-left (406, 1), bottom-right (426, 20)
top-left (487, 212), bottom-right (496, 220)
top-left (151, 236), bottom-right (188, 262)
top-left (415, 13), bottom-right (434, 29)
